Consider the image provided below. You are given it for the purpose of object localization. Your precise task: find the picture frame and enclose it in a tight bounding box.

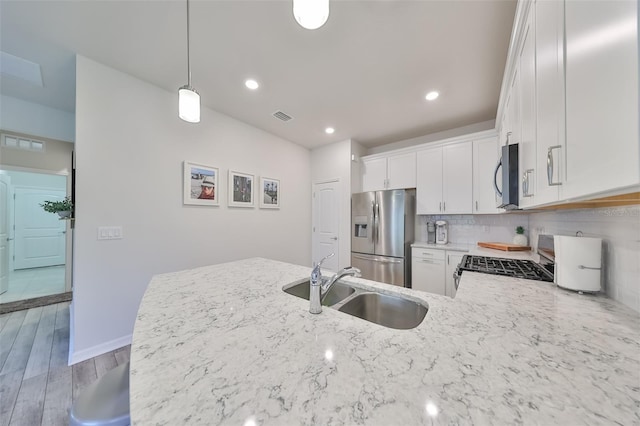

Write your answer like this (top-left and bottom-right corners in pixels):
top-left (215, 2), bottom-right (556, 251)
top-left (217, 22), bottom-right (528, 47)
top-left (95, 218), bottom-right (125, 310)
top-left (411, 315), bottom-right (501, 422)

top-left (228, 170), bottom-right (254, 207)
top-left (260, 177), bottom-right (280, 209)
top-left (183, 161), bottom-right (219, 206)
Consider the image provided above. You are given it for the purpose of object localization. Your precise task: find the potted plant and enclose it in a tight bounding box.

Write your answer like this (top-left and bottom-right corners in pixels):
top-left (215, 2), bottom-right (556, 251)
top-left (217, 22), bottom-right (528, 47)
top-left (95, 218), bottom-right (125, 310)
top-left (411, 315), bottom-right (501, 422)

top-left (513, 226), bottom-right (528, 246)
top-left (40, 196), bottom-right (74, 219)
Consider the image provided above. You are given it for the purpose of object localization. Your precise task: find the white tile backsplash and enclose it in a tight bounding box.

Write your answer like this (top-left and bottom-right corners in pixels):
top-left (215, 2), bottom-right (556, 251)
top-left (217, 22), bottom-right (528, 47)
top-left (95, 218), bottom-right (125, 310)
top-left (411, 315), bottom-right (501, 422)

top-left (529, 206), bottom-right (640, 313)
top-left (416, 213), bottom-right (530, 245)
top-left (417, 205), bottom-right (640, 313)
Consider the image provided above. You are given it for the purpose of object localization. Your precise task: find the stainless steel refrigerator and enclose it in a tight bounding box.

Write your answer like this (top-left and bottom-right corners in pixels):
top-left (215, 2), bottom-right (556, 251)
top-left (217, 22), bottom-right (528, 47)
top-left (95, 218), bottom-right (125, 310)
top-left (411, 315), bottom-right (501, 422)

top-left (351, 189), bottom-right (415, 287)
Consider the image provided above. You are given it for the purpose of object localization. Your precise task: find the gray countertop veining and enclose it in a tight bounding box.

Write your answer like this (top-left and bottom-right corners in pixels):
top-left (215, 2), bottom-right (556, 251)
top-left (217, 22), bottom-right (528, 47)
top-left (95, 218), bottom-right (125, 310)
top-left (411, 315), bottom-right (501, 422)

top-left (130, 258), bottom-right (640, 425)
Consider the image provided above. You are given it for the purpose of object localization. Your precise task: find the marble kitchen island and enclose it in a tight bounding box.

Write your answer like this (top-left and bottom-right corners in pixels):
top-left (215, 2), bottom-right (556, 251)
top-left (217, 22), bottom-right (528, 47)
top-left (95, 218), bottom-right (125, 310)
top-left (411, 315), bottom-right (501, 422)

top-left (131, 258), bottom-right (639, 425)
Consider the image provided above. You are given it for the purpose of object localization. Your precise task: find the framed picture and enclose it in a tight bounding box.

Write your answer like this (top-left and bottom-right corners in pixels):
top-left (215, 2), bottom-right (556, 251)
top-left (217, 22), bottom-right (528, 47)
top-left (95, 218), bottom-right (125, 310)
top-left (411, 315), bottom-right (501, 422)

top-left (228, 170), bottom-right (254, 207)
top-left (260, 177), bottom-right (280, 209)
top-left (183, 161), bottom-right (219, 206)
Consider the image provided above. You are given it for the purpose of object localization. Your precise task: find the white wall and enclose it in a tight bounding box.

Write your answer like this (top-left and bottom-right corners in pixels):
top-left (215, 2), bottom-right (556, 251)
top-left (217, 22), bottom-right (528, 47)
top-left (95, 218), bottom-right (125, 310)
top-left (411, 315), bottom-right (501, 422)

top-left (367, 119), bottom-right (495, 155)
top-left (72, 55), bottom-right (311, 363)
top-left (529, 206), bottom-right (640, 313)
top-left (310, 139), bottom-right (352, 269)
top-left (0, 130), bottom-right (73, 174)
top-left (350, 140), bottom-right (366, 194)
top-left (0, 95), bottom-right (75, 143)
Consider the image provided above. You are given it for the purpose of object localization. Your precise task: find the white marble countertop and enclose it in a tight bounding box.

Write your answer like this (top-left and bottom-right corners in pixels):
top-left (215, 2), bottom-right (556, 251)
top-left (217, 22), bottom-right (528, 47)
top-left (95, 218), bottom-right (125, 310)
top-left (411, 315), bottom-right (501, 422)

top-left (131, 258), bottom-right (640, 425)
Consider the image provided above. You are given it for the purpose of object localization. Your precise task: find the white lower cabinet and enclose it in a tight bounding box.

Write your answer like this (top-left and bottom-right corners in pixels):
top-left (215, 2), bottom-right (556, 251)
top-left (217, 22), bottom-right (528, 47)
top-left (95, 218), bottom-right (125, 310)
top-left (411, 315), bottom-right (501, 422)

top-left (412, 248), bottom-right (466, 298)
top-left (412, 248), bottom-right (445, 295)
top-left (445, 251), bottom-right (465, 298)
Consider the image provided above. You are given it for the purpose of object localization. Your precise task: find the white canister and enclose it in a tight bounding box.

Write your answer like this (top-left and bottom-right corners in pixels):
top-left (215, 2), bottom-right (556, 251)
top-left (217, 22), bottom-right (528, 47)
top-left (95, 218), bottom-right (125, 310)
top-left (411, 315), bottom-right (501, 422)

top-left (554, 235), bottom-right (602, 292)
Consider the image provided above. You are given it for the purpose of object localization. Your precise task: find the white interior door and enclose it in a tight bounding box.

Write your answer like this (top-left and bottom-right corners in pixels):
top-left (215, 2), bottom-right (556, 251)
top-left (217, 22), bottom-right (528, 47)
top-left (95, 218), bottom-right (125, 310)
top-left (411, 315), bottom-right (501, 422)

top-left (14, 188), bottom-right (66, 270)
top-left (312, 180), bottom-right (340, 273)
top-left (0, 175), bottom-right (11, 294)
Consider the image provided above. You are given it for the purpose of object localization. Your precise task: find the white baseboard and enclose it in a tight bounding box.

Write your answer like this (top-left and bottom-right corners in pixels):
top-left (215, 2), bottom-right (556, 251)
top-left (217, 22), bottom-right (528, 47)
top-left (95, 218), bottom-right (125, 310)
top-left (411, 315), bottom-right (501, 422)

top-left (69, 333), bottom-right (132, 365)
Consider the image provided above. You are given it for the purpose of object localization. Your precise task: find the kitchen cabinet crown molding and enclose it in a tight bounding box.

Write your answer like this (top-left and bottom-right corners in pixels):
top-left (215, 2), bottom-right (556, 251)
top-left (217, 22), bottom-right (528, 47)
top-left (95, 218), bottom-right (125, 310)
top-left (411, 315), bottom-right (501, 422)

top-left (361, 129), bottom-right (497, 162)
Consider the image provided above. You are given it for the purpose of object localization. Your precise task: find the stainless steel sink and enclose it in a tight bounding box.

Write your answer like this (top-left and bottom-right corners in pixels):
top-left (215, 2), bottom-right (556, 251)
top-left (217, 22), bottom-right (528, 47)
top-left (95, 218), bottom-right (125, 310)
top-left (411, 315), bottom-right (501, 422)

top-left (338, 292), bottom-right (428, 329)
top-left (283, 280), bottom-right (355, 306)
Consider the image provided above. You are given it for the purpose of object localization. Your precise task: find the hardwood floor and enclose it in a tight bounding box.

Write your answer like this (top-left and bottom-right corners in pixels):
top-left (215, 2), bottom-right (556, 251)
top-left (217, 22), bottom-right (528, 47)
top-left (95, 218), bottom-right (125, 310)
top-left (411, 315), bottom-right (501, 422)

top-left (0, 302), bottom-right (130, 426)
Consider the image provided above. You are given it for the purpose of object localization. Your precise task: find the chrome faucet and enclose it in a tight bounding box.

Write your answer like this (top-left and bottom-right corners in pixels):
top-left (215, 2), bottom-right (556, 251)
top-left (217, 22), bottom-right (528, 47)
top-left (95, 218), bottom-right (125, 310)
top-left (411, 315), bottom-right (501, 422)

top-left (310, 253), bottom-right (361, 314)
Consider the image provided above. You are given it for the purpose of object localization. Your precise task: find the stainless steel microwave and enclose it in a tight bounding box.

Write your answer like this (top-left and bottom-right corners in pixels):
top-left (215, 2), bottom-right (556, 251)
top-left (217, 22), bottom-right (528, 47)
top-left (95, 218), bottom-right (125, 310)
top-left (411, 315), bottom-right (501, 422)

top-left (494, 143), bottom-right (519, 209)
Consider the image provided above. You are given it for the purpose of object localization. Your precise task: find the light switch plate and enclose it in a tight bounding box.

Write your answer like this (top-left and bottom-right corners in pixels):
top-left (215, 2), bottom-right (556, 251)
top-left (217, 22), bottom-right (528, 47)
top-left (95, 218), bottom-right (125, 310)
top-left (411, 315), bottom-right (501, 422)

top-left (97, 226), bottom-right (123, 240)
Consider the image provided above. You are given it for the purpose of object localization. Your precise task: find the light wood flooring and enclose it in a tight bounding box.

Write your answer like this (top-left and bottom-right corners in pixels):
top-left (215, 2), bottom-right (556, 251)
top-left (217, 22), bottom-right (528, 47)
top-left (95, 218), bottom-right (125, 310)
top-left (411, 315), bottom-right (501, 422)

top-left (0, 302), bottom-right (130, 426)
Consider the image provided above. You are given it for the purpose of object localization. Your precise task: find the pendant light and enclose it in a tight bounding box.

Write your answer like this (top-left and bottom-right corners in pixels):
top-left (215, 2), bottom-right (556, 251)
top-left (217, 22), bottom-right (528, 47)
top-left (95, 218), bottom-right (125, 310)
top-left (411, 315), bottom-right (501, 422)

top-left (293, 0), bottom-right (329, 30)
top-left (178, 0), bottom-right (200, 123)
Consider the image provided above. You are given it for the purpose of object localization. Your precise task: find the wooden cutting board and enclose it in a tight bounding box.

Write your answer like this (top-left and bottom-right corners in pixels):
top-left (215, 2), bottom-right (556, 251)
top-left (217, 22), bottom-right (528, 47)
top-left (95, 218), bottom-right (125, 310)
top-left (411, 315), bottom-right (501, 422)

top-left (477, 242), bottom-right (531, 251)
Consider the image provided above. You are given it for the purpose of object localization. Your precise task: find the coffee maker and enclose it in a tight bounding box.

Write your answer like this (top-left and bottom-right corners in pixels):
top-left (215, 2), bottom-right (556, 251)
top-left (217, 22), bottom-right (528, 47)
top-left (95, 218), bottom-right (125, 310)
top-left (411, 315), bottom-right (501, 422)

top-left (435, 220), bottom-right (448, 244)
top-left (426, 221), bottom-right (436, 244)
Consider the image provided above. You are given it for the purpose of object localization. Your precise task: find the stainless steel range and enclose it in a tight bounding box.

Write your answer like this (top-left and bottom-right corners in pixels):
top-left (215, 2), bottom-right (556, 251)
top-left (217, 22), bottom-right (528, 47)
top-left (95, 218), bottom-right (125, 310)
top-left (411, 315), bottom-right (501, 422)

top-left (454, 235), bottom-right (556, 289)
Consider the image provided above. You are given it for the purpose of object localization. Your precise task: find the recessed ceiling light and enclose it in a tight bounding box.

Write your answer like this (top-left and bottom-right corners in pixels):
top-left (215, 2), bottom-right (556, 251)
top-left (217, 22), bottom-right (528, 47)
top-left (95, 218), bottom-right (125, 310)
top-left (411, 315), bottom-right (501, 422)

top-left (325, 127), bottom-right (335, 134)
top-left (425, 91), bottom-right (439, 101)
top-left (245, 79), bottom-right (259, 90)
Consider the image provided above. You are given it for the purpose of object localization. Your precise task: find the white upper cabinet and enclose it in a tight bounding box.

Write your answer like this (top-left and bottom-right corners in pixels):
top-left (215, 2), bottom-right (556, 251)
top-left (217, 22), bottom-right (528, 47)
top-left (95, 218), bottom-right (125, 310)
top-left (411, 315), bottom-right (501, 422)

top-left (361, 157), bottom-right (387, 192)
top-left (534, 0), bottom-right (564, 205)
top-left (361, 152), bottom-right (416, 192)
top-left (563, 0), bottom-right (639, 199)
top-left (473, 136), bottom-right (500, 214)
top-left (417, 141), bottom-right (472, 215)
top-left (442, 142), bottom-right (473, 214)
top-left (497, 0), bottom-right (639, 208)
top-left (416, 146), bottom-right (443, 214)
top-left (387, 152), bottom-right (417, 190)
top-left (518, 8), bottom-right (537, 208)
top-left (362, 152), bottom-right (416, 192)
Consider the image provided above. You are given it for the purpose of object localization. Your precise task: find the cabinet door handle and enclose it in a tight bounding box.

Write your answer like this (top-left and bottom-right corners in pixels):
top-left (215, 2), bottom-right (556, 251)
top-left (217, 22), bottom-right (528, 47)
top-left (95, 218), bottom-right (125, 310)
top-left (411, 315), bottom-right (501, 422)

top-left (439, 202), bottom-right (442, 212)
top-left (443, 202), bottom-right (446, 212)
top-left (578, 265), bottom-right (601, 271)
top-left (523, 169), bottom-right (534, 197)
top-left (547, 145), bottom-right (562, 186)
top-left (475, 201), bottom-right (478, 211)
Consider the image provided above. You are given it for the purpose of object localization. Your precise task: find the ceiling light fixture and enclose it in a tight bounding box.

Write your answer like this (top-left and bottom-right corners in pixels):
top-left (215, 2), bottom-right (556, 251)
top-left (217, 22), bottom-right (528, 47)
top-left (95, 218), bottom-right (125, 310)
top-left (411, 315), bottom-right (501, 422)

top-left (245, 79), bottom-right (259, 90)
top-left (325, 127), bottom-right (335, 134)
top-left (425, 91), bottom-right (439, 101)
top-left (178, 0), bottom-right (200, 123)
top-left (293, 0), bottom-right (330, 30)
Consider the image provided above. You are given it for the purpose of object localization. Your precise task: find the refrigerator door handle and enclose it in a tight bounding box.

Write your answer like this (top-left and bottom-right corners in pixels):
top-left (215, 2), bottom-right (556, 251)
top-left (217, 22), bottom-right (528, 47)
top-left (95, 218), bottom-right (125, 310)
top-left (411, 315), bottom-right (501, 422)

top-left (371, 201), bottom-right (377, 245)
top-left (352, 254), bottom-right (402, 264)
top-left (375, 202), bottom-right (380, 245)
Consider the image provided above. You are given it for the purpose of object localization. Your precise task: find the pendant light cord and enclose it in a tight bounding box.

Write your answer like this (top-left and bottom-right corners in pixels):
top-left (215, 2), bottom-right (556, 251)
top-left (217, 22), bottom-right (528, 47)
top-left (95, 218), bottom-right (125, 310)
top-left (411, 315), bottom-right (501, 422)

top-left (186, 0), bottom-right (192, 87)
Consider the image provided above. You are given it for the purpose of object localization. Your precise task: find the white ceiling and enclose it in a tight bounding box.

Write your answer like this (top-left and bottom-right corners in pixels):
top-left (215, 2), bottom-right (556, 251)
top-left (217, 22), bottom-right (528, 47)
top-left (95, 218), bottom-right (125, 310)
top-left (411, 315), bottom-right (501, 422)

top-left (0, 0), bottom-right (516, 149)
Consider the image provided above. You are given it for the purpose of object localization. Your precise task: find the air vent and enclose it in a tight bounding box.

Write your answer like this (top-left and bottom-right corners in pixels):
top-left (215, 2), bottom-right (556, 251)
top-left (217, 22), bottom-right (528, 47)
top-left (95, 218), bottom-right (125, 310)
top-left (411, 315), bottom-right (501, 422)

top-left (273, 111), bottom-right (293, 122)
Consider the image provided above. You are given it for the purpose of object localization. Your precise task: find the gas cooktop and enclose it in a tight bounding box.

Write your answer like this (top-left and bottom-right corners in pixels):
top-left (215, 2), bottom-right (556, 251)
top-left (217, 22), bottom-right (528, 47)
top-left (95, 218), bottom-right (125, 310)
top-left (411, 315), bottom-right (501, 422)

top-left (457, 255), bottom-right (554, 282)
